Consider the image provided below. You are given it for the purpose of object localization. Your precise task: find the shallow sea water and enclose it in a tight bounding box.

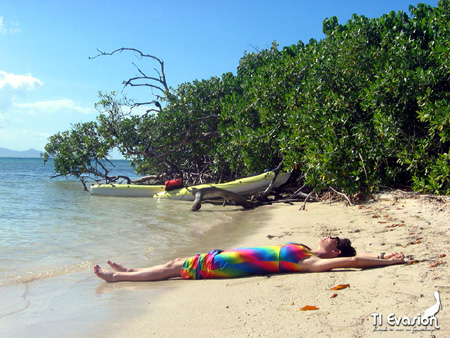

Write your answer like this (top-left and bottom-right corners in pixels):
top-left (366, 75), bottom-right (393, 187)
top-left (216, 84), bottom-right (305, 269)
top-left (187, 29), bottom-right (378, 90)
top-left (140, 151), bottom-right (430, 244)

top-left (0, 158), bottom-right (270, 337)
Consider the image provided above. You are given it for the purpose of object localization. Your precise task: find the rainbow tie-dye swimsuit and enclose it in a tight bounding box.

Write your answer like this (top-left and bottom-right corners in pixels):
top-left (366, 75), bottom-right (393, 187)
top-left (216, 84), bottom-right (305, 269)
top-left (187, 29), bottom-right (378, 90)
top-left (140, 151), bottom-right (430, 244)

top-left (181, 243), bottom-right (312, 280)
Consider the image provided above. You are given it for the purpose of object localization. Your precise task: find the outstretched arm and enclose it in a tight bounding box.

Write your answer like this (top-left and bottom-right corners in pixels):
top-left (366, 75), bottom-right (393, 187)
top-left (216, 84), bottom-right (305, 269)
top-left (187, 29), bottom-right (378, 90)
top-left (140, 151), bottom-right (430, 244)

top-left (299, 252), bottom-right (405, 272)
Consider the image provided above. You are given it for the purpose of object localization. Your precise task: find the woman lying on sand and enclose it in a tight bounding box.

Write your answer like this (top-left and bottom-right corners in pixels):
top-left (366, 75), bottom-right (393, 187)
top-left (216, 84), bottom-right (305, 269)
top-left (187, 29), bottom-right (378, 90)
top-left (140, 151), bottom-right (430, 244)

top-left (94, 236), bottom-right (405, 282)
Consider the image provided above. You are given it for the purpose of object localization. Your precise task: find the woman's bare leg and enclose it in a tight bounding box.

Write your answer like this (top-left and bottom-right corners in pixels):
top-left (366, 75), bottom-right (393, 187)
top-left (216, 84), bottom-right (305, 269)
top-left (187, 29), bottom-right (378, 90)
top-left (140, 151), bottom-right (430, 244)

top-left (107, 260), bottom-right (142, 272)
top-left (94, 257), bottom-right (188, 282)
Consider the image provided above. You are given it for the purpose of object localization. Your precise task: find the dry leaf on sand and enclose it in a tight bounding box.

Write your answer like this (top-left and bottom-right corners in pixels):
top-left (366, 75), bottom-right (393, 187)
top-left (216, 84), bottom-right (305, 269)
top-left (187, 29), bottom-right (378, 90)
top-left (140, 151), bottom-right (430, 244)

top-left (330, 284), bottom-right (350, 290)
top-left (299, 305), bottom-right (319, 311)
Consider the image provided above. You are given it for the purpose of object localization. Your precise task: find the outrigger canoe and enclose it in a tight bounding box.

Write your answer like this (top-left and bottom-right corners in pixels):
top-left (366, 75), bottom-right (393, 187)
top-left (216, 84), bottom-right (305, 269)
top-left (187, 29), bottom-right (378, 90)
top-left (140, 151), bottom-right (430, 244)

top-left (90, 184), bottom-right (165, 197)
top-left (153, 171), bottom-right (290, 201)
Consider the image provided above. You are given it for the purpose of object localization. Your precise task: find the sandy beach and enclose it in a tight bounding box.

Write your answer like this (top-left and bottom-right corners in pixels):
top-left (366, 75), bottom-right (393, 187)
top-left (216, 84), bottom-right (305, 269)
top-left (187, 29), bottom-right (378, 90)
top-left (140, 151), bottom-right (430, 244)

top-left (98, 192), bottom-right (449, 338)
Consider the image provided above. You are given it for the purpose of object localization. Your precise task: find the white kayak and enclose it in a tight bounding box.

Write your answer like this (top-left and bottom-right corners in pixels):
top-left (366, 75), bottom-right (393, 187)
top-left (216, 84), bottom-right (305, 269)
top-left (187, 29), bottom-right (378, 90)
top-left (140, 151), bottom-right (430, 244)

top-left (153, 171), bottom-right (290, 201)
top-left (90, 184), bottom-right (166, 197)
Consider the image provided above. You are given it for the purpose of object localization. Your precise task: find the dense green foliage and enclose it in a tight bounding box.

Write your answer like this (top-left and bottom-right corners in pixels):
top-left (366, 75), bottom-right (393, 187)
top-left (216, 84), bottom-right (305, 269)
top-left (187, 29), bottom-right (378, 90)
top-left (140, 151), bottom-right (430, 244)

top-left (45, 1), bottom-right (450, 195)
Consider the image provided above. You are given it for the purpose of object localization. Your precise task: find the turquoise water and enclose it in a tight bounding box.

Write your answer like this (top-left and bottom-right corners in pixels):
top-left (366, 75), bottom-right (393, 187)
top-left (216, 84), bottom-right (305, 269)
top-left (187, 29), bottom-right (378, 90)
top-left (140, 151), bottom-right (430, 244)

top-left (0, 158), bottom-right (223, 285)
top-left (0, 158), bottom-right (264, 337)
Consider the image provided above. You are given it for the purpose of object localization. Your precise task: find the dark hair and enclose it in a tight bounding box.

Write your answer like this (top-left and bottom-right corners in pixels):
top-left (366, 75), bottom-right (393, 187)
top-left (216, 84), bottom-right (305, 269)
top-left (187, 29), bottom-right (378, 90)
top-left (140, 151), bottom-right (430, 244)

top-left (337, 238), bottom-right (356, 257)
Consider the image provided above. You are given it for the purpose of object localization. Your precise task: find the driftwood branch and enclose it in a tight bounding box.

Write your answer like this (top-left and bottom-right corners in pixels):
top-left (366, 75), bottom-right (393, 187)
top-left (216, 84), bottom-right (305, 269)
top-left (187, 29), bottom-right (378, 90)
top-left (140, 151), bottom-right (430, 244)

top-left (284, 174), bottom-right (318, 205)
top-left (190, 187), bottom-right (257, 211)
top-left (329, 186), bottom-right (353, 206)
top-left (257, 159), bottom-right (284, 201)
top-left (299, 190), bottom-right (317, 211)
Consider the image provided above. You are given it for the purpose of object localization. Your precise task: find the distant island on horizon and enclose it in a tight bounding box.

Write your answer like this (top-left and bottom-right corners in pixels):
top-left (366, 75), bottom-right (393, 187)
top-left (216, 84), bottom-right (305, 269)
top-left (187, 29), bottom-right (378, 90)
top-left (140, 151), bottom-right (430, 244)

top-left (0, 148), bottom-right (44, 158)
top-left (0, 147), bottom-right (125, 160)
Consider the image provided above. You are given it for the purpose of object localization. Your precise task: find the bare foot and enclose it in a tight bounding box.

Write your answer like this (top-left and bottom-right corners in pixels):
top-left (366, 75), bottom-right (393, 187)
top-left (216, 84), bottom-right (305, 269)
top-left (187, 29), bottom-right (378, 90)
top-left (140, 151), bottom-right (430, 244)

top-left (107, 260), bottom-right (135, 272)
top-left (94, 265), bottom-right (119, 282)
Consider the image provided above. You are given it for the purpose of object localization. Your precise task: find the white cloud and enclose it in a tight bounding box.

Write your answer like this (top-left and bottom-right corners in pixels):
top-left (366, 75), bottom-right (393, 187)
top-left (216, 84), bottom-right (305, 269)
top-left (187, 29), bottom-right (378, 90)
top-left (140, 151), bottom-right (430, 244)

top-left (0, 17), bottom-right (20, 35)
top-left (0, 70), bottom-right (43, 91)
top-left (0, 70), bottom-right (43, 108)
top-left (13, 98), bottom-right (95, 115)
top-left (0, 17), bottom-right (6, 34)
top-left (0, 71), bottom-right (94, 115)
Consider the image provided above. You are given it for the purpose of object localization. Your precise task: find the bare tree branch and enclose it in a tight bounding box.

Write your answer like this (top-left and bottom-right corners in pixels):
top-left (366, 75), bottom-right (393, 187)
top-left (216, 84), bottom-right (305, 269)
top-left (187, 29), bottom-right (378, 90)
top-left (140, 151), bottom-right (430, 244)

top-left (90, 47), bottom-right (170, 96)
top-left (157, 131), bottom-right (220, 158)
top-left (155, 115), bottom-right (220, 157)
top-left (185, 115), bottom-right (219, 138)
top-left (122, 78), bottom-right (166, 93)
top-left (89, 47), bottom-right (218, 181)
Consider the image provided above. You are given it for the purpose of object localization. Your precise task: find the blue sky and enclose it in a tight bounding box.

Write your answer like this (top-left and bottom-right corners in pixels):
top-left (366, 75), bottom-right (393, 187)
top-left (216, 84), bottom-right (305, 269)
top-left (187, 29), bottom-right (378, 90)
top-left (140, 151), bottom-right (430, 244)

top-left (0, 0), bottom-right (439, 152)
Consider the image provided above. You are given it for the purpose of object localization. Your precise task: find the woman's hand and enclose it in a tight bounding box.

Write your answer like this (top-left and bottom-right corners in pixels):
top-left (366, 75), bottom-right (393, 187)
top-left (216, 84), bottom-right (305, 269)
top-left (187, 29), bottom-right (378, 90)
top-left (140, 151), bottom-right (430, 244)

top-left (384, 252), bottom-right (405, 263)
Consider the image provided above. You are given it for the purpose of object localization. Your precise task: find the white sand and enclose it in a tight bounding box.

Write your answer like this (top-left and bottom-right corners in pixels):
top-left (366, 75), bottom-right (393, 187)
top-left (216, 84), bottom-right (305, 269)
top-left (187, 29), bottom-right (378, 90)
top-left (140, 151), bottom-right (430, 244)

top-left (102, 193), bottom-right (450, 337)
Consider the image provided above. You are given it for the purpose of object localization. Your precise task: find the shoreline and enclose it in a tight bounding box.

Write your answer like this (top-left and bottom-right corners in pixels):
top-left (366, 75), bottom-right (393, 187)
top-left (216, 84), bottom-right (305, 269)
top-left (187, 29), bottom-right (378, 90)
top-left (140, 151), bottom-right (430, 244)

top-left (103, 192), bottom-right (449, 337)
top-left (1, 200), bottom-right (268, 338)
top-left (87, 205), bottom-right (276, 337)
